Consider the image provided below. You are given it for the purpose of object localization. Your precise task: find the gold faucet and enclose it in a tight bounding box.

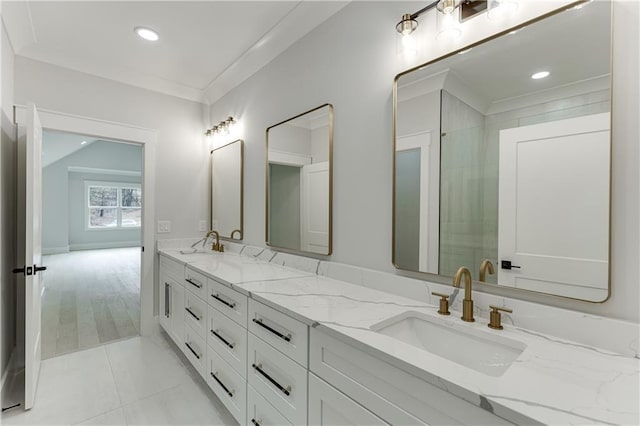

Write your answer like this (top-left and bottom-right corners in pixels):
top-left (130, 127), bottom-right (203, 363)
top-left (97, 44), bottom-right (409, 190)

top-left (479, 259), bottom-right (495, 283)
top-left (453, 266), bottom-right (474, 322)
top-left (205, 230), bottom-right (224, 252)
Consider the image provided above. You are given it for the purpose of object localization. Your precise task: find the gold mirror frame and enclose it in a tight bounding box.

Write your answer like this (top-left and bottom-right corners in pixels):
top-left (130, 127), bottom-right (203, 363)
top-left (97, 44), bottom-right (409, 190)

top-left (211, 139), bottom-right (244, 240)
top-left (265, 104), bottom-right (334, 255)
top-left (392, 0), bottom-right (613, 303)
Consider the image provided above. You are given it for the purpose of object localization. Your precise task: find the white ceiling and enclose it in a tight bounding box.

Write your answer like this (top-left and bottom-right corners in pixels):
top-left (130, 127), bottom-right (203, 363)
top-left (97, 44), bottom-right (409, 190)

top-left (2, 1), bottom-right (349, 104)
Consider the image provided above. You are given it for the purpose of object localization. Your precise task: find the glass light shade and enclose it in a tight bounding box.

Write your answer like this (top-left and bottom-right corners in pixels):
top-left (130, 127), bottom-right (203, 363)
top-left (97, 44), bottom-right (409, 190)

top-left (436, 7), bottom-right (462, 41)
top-left (397, 32), bottom-right (418, 57)
top-left (487, 0), bottom-right (519, 20)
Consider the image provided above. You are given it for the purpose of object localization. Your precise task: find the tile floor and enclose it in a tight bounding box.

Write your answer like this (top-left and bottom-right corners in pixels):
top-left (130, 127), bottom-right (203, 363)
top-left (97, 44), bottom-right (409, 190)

top-left (42, 248), bottom-right (141, 359)
top-left (1, 333), bottom-right (238, 426)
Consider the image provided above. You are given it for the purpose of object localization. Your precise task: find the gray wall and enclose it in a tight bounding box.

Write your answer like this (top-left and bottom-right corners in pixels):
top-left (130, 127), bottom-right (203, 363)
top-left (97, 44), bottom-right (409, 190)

top-left (0, 16), bottom-right (17, 384)
top-left (268, 164), bottom-right (301, 250)
top-left (208, 1), bottom-right (640, 322)
top-left (42, 140), bottom-right (142, 253)
top-left (14, 56), bottom-right (207, 241)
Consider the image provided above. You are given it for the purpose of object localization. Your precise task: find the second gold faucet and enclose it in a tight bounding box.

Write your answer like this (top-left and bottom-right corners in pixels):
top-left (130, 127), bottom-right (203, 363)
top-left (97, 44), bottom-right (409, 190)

top-left (453, 266), bottom-right (474, 322)
top-left (205, 230), bottom-right (225, 252)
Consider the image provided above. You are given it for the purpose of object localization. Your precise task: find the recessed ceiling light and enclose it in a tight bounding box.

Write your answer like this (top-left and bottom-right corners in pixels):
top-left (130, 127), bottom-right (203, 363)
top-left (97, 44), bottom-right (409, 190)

top-left (81, 140), bottom-right (87, 145)
top-left (531, 71), bottom-right (550, 80)
top-left (458, 48), bottom-right (472, 55)
top-left (135, 27), bottom-right (159, 42)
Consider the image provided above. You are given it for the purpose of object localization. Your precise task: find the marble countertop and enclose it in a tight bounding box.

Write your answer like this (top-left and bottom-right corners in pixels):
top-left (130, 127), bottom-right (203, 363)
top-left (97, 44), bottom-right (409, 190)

top-left (158, 248), bottom-right (640, 425)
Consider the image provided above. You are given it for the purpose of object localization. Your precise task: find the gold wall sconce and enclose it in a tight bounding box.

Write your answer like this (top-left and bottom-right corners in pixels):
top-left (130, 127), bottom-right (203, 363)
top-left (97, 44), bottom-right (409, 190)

top-left (396, 0), bottom-right (519, 56)
top-left (205, 116), bottom-right (237, 137)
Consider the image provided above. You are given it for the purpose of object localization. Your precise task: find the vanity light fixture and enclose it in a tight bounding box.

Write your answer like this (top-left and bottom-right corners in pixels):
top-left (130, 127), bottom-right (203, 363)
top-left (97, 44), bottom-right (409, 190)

top-left (531, 71), bottom-right (550, 80)
top-left (135, 27), bottom-right (159, 42)
top-left (396, 0), bottom-right (519, 54)
top-left (204, 116), bottom-right (237, 137)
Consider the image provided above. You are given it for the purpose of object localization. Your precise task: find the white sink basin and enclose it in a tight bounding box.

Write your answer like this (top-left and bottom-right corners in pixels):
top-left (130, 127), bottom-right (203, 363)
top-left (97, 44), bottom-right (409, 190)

top-left (371, 311), bottom-right (526, 377)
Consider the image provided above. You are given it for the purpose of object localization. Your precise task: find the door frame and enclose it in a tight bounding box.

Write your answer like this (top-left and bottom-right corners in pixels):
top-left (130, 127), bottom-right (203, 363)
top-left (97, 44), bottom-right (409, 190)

top-left (14, 105), bottom-right (158, 342)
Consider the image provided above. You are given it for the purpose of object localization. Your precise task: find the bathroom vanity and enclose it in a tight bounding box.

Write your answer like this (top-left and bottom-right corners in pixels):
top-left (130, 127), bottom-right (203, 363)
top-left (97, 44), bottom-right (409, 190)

top-left (157, 243), bottom-right (639, 426)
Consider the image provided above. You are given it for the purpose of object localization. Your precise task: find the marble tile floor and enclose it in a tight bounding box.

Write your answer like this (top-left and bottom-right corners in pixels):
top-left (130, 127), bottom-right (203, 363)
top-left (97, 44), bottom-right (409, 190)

top-left (1, 333), bottom-right (238, 426)
top-left (41, 248), bottom-right (142, 360)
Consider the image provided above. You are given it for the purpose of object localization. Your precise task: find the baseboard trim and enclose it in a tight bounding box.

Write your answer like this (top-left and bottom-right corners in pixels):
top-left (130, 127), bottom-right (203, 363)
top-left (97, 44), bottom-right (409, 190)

top-left (42, 246), bottom-right (70, 255)
top-left (69, 241), bottom-right (140, 251)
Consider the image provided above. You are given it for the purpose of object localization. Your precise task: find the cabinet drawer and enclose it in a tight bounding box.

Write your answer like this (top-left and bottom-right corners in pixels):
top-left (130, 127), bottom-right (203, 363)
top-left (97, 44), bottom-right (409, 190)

top-left (183, 324), bottom-right (206, 377)
top-left (310, 329), bottom-right (512, 425)
top-left (207, 305), bottom-right (247, 378)
top-left (184, 290), bottom-right (207, 338)
top-left (184, 266), bottom-right (207, 300)
top-left (206, 345), bottom-right (247, 426)
top-left (248, 299), bottom-right (308, 367)
top-left (160, 255), bottom-right (184, 282)
top-left (208, 279), bottom-right (247, 327)
top-left (247, 385), bottom-right (292, 426)
top-left (248, 333), bottom-right (307, 425)
top-left (309, 373), bottom-right (389, 426)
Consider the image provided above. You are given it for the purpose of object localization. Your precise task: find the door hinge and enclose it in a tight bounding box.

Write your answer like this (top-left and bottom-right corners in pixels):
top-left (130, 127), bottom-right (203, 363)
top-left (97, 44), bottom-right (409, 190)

top-left (142, 246), bottom-right (144, 252)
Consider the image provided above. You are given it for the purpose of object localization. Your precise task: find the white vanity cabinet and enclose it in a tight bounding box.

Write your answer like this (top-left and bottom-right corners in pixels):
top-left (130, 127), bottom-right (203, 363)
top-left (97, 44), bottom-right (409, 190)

top-left (308, 373), bottom-right (388, 426)
top-left (159, 255), bottom-right (185, 346)
top-left (310, 328), bottom-right (513, 426)
top-left (247, 299), bottom-right (309, 426)
top-left (204, 278), bottom-right (250, 426)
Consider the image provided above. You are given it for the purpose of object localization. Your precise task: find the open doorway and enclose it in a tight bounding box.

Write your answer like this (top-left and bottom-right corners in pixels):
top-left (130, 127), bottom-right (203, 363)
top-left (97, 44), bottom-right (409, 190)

top-left (40, 130), bottom-right (143, 358)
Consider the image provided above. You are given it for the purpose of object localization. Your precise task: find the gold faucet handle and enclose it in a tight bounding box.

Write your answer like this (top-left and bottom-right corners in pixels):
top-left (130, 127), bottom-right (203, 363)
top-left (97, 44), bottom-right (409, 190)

top-left (431, 292), bottom-right (451, 316)
top-left (488, 305), bottom-right (512, 330)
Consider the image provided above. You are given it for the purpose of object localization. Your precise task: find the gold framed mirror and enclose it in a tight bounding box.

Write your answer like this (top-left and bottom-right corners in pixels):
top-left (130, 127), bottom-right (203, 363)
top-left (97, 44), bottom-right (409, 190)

top-left (211, 139), bottom-right (243, 240)
top-left (266, 104), bottom-right (333, 255)
top-left (393, 1), bottom-right (612, 302)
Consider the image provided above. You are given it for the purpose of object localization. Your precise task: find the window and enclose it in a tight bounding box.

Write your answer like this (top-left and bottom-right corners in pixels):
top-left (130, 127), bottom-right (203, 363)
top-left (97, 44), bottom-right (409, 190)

top-left (86, 182), bottom-right (142, 229)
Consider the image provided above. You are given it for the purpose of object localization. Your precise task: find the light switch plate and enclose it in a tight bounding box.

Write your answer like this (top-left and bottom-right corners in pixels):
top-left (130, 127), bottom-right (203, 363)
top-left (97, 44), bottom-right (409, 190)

top-left (199, 220), bottom-right (207, 232)
top-left (157, 220), bottom-right (171, 233)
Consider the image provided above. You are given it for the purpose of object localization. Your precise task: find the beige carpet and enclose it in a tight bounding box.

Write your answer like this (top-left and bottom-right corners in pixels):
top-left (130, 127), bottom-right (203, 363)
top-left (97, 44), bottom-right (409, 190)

top-left (41, 247), bottom-right (141, 359)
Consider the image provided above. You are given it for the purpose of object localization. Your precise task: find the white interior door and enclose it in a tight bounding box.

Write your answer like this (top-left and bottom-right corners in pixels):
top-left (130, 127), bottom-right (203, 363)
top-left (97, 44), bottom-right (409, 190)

top-left (498, 113), bottom-right (610, 300)
top-left (300, 162), bottom-right (329, 254)
top-left (22, 104), bottom-right (45, 409)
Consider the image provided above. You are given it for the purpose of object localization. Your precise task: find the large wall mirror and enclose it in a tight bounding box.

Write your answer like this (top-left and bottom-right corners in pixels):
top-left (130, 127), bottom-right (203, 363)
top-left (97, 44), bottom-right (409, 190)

top-left (266, 104), bottom-right (333, 255)
top-left (211, 139), bottom-right (243, 239)
top-left (393, 1), bottom-right (611, 302)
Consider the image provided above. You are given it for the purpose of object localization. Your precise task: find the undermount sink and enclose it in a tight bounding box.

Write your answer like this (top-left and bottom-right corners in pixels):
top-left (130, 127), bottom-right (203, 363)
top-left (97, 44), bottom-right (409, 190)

top-left (371, 311), bottom-right (526, 377)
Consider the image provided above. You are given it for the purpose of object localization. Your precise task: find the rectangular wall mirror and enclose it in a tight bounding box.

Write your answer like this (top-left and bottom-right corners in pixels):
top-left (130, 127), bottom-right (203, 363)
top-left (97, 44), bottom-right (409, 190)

top-left (266, 104), bottom-right (333, 255)
top-left (211, 139), bottom-right (243, 239)
top-left (393, 1), bottom-right (611, 302)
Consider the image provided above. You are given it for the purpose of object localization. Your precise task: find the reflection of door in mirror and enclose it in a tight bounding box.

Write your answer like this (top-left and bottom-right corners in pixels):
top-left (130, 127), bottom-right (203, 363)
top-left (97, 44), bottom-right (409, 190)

top-left (498, 113), bottom-right (610, 300)
top-left (267, 104), bottom-right (332, 255)
top-left (395, 90), bottom-right (441, 273)
top-left (211, 139), bottom-right (243, 239)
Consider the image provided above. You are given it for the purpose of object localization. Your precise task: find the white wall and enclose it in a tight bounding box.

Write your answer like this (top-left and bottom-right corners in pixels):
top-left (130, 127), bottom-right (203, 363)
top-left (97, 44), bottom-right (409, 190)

top-left (0, 14), bottom-right (17, 385)
top-left (209, 1), bottom-right (639, 322)
top-left (14, 57), bottom-right (208, 242)
top-left (42, 140), bottom-right (142, 253)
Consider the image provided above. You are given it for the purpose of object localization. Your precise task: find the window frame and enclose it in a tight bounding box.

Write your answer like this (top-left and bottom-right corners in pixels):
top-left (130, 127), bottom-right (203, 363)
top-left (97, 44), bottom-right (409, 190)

top-left (85, 180), bottom-right (142, 231)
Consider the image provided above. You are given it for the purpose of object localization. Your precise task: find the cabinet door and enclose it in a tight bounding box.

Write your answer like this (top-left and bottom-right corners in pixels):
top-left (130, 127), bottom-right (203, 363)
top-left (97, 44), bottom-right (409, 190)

top-left (170, 283), bottom-right (184, 346)
top-left (309, 374), bottom-right (389, 426)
